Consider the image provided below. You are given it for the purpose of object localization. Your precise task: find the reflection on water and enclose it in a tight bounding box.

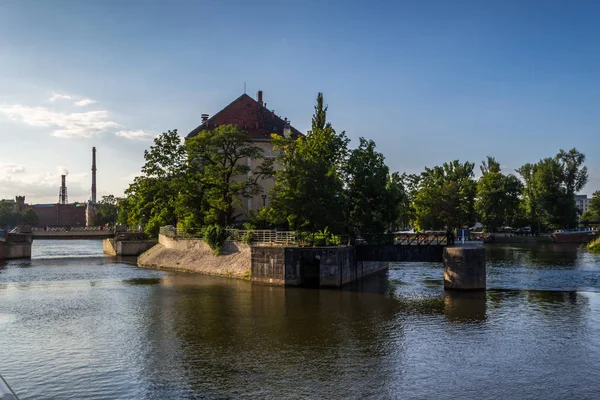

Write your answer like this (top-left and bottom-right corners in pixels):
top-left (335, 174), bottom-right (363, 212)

top-left (0, 241), bottom-right (599, 399)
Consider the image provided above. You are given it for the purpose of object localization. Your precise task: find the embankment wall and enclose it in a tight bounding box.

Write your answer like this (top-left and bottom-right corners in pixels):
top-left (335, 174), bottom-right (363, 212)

top-left (138, 235), bottom-right (251, 279)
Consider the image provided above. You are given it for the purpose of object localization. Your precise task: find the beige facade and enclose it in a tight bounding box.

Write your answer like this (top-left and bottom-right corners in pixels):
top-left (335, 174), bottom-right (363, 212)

top-left (235, 140), bottom-right (281, 219)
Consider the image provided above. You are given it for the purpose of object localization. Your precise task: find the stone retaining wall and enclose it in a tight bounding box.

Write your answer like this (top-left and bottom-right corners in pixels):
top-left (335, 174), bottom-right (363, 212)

top-left (138, 235), bottom-right (251, 279)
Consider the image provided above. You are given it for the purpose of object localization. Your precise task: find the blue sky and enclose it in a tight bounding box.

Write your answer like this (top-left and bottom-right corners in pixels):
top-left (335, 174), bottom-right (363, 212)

top-left (1, 0), bottom-right (599, 203)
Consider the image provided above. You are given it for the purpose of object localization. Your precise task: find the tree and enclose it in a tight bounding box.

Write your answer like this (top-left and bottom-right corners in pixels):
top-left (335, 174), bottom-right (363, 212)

top-left (344, 138), bottom-right (391, 234)
top-left (475, 157), bottom-right (523, 232)
top-left (93, 195), bottom-right (119, 226)
top-left (384, 172), bottom-right (410, 231)
top-left (21, 208), bottom-right (38, 226)
top-left (517, 148), bottom-right (588, 230)
top-left (270, 93), bottom-right (349, 232)
top-left (120, 130), bottom-right (187, 236)
top-left (0, 202), bottom-right (20, 228)
top-left (581, 191), bottom-right (600, 222)
top-left (516, 162), bottom-right (540, 230)
top-left (413, 160), bottom-right (476, 230)
top-left (184, 124), bottom-right (274, 227)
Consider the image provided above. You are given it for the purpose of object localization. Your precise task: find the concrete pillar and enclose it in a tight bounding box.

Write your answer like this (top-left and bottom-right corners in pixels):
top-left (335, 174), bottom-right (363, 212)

top-left (443, 245), bottom-right (486, 290)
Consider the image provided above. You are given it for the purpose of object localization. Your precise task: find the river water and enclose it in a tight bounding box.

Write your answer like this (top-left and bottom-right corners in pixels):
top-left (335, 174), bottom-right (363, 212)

top-left (1, 241), bottom-right (600, 399)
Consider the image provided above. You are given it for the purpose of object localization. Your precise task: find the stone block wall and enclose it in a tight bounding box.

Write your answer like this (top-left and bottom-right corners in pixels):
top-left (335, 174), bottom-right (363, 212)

top-left (253, 246), bottom-right (376, 287)
top-left (251, 247), bottom-right (286, 285)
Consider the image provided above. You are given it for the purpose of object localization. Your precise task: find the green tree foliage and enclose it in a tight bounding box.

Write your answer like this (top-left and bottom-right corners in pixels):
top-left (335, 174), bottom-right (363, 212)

top-left (270, 93), bottom-right (349, 232)
top-left (413, 160), bottom-right (476, 230)
top-left (0, 202), bottom-right (20, 228)
top-left (517, 148), bottom-right (588, 229)
top-left (581, 191), bottom-right (600, 222)
top-left (515, 162), bottom-right (539, 230)
top-left (184, 124), bottom-right (274, 228)
top-left (0, 203), bottom-right (40, 228)
top-left (93, 195), bottom-right (118, 226)
top-left (120, 126), bottom-right (273, 236)
top-left (21, 208), bottom-right (38, 226)
top-left (345, 138), bottom-right (393, 234)
top-left (475, 157), bottom-right (523, 232)
top-left (385, 172), bottom-right (411, 230)
top-left (120, 130), bottom-right (186, 236)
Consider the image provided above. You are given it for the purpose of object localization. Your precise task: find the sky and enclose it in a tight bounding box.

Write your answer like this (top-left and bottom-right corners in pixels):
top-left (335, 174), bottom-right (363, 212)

top-left (0, 0), bottom-right (599, 204)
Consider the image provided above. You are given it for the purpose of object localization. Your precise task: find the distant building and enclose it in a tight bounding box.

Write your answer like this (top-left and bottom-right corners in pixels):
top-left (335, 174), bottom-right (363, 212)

top-left (4, 196), bottom-right (88, 227)
top-left (575, 194), bottom-right (590, 213)
top-left (32, 202), bottom-right (87, 227)
top-left (186, 90), bottom-right (303, 219)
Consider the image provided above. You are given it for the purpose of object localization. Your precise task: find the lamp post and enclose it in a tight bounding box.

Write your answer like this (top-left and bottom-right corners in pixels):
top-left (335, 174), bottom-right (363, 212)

top-left (261, 194), bottom-right (267, 208)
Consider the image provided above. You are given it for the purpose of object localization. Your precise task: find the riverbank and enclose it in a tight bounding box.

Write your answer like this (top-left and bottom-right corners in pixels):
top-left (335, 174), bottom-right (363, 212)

top-left (588, 237), bottom-right (600, 253)
top-left (485, 234), bottom-right (553, 244)
top-left (137, 235), bottom-right (251, 279)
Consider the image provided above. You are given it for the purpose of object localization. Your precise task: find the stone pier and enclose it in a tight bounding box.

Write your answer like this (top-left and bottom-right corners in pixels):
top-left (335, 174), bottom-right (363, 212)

top-left (1, 232), bottom-right (33, 259)
top-left (103, 232), bottom-right (156, 256)
top-left (251, 246), bottom-right (389, 287)
top-left (443, 245), bottom-right (486, 290)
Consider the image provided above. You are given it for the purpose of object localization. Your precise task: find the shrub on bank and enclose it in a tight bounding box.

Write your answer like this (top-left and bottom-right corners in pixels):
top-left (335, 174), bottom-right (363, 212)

top-left (588, 237), bottom-right (600, 253)
top-left (203, 225), bottom-right (226, 255)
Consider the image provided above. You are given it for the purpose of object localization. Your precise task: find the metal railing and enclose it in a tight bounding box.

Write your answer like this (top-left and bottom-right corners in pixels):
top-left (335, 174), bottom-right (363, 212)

top-left (394, 231), bottom-right (447, 246)
top-left (158, 226), bottom-right (447, 246)
top-left (226, 229), bottom-right (296, 244)
top-left (31, 226), bottom-right (108, 232)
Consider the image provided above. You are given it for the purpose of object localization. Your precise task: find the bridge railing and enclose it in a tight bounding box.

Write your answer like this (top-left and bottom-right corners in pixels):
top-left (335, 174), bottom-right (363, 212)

top-left (31, 226), bottom-right (109, 232)
top-left (159, 226), bottom-right (446, 246)
top-left (394, 231), bottom-right (448, 246)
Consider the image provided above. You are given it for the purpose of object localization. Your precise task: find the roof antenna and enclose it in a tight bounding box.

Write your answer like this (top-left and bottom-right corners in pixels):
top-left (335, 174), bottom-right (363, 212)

top-left (244, 82), bottom-right (246, 94)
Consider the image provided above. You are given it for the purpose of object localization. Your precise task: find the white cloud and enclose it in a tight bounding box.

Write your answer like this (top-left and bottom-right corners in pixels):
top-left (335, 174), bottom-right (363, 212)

top-left (0, 104), bottom-right (120, 138)
top-left (116, 130), bottom-right (156, 140)
top-left (49, 92), bottom-right (73, 102)
top-left (0, 162), bottom-right (26, 174)
top-left (74, 98), bottom-right (96, 107)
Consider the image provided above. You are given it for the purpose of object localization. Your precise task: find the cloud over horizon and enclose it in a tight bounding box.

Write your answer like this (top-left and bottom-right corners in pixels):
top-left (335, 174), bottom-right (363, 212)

top-left (116, 130), bottom-right (156, 140)
top-left (0, 104), bottom-right (120, 138)
top-left (48, 92), bottom-right (73, 102)
top-left (74, 98), bottom-right (96, 107)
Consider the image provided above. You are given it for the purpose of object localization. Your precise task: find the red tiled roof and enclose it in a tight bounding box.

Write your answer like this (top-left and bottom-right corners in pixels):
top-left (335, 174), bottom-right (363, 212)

top-left (186, 94), bottom-right (303, 140)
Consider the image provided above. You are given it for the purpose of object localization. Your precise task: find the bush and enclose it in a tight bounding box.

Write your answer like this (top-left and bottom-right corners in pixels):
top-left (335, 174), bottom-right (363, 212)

top-left (298, 227), bottom-right (342, 247)
top-left (203, 224), bottom-right (226, 255)
top-left (588, 237), bottom-right (600, 253)
top-left (241, 230), bottom-right (254, 244)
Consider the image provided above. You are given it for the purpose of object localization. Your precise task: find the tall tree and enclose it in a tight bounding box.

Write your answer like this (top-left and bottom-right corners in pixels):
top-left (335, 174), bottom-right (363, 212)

top-left (413, 160), bottom-right (476, 230)
top-left (344, 138), bottom-right (394, 234)
top-left (21, 208), bottom-right (38, 226)
top-left (270, 93), bottom-right (349, 232)
top-left (475, 157), bottom-right (523, 232)
top-left (581, 191), bottom-right (600, 222)
top-left (93, 195), bottom-right (119, 226)
top-left (516, 162), bottom-right (540, 230)
top-left (185, 124), bottom-right (273, 227)
top-left (517, 148), bottom-right (588, 230)
top-left (120, 130), bottom-right (187, 236)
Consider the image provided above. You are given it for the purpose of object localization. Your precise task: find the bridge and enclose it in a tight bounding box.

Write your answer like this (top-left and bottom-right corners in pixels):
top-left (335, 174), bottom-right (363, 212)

top-left (30, 226), bottom-right (114, 240)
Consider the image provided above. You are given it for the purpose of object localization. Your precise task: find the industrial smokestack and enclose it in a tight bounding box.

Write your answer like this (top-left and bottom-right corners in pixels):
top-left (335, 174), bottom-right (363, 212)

top-left (59, 174), bottom-right (68, 204)
top-left (91, 147), bottom-right (97, 204)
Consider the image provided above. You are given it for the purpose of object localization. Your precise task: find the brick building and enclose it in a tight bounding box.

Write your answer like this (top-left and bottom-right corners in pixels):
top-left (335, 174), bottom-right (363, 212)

top-left (186, 91), bottom-right (302, 219)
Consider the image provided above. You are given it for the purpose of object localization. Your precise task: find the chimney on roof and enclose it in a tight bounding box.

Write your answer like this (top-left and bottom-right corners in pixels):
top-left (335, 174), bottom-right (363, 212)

top-left (283, 118), bottom-right (291, 138)
top-left (201, 114), bottom-right (209, 123)
top-left (257, 90), bottom-right (263, 106)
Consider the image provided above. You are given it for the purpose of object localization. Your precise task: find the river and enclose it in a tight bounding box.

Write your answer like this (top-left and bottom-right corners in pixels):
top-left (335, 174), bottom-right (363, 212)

top-left (0, 240), bottom-right (599, 399)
